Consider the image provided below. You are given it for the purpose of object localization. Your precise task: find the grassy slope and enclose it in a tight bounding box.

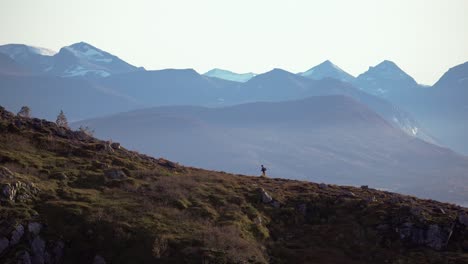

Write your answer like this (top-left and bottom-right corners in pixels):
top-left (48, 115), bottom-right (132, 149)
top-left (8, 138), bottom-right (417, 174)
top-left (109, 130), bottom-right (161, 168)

top-left (0, 106), bottom-right (467, 264)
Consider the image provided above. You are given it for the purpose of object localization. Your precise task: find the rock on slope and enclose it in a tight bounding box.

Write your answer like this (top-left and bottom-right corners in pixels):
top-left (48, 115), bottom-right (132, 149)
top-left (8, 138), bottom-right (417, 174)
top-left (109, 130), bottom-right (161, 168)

top-left (0, 106), bottom-right (468, 263)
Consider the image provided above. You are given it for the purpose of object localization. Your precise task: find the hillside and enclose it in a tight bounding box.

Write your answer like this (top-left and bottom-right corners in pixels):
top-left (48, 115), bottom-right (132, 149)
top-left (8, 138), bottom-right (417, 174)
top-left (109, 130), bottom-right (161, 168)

top-left (1, 106), bottom-right (468, 263)
top-left (75, 95), bottom-right (468, 206)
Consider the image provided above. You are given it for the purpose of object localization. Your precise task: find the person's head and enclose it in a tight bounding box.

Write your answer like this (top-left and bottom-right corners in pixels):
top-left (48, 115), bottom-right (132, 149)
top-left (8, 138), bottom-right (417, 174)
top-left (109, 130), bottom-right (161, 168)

top-left (261, 165), bottom-right (264, 167)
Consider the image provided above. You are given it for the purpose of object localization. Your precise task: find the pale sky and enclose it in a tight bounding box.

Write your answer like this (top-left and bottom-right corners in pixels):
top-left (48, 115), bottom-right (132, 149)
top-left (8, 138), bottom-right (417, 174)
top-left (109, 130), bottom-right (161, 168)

top-left (0, 0), bottom-right (467, 85)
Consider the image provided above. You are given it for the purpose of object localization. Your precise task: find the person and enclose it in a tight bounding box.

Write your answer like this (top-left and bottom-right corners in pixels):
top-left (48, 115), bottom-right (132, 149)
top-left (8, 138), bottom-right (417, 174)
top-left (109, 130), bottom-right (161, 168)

top-left (260, 165), bottom-right (267, 177)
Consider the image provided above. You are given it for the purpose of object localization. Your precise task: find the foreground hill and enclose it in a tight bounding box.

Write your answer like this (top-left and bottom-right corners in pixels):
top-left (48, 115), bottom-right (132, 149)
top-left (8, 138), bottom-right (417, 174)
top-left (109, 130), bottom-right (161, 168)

top-left (74, 96), bottom-right (468, 206)
top-left (1, 106), bottom-right (468, 263)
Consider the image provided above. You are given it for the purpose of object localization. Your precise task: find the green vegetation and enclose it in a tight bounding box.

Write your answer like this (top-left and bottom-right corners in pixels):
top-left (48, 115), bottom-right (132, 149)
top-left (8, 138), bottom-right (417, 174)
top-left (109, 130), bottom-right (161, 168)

top-left (0, 106), bottom-right (467, 263)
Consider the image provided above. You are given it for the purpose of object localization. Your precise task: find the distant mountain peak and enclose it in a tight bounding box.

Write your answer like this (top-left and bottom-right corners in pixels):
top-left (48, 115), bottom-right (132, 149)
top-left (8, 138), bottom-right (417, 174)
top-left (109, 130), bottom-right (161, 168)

top-left (433, 61), bottom-right (468, 89)
top-left (300, 60), bottom-right (355, 82)
top-left (358, 60), bottom-right (416, 83)
top-left (259, 68), bottom-right (297, 78)
top-left (62, 42), bottom-right (112, 63)
top-left (203, 68), bottom-right (256, 82)
top-left (0, 44), bottom-right (57, 58)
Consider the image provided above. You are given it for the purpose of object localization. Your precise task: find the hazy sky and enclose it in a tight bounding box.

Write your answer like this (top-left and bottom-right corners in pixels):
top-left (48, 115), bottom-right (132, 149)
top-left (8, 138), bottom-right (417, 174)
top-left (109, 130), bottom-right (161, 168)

top-left (1, 0), bottom-right (467, 85)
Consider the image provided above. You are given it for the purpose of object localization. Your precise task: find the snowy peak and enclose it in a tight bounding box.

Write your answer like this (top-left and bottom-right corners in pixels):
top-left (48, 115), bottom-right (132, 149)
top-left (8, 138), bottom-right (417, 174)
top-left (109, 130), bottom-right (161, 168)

top-left (300, 60), bottom-right (355, 82)
top-left (63, 42), bottom-right (113, 64)
top-left (0, 42), bottom-right (142, 78)
top-left (358, 60), bottom-right (416, 83)
top-left (0, 44), bottom-right (56, 59)
top-left (203, 68), bottom-right (256, 82)
top-left (50, 41), bottom-right (141, 77)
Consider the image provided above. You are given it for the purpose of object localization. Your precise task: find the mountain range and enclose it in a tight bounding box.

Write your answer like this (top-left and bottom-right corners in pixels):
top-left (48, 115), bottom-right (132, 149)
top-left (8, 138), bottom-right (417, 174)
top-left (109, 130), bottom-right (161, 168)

top-left (0, 42), bottom-right (466, 163)
top-left (0, 42), bottom-right (142, 78)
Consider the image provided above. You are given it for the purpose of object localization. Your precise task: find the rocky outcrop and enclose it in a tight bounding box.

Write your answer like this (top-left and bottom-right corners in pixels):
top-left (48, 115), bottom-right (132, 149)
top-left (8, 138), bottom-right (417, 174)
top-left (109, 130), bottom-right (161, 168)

top-left (158, 159), bottom-right (178, 169)
top-left (259, 188), bottom-right (280, 208)
top-left (110, 142), bottom-right (121, 150)
top-left (0, 221), bottom-right (64, 264)
top-left (104, 169), bottom-right (127, 180)
top-left (0, 181), bottom-right (38, 202)
top-left (10, 224), bottom-right (24, 245)
top-left (318, 183), bottom-right (328, 189)
top-left (31, 236), bottom-right (46, 264)
top-left (0, 166), bottom-right (14, 179)
top-left (458, 213), bottom-right (468, 226)
top-left (28, 222), bottom-right (42, 236)
top-left (397, 222), bottom-right (453, 250)
top-left (260, 188), bottom-right (273, 204)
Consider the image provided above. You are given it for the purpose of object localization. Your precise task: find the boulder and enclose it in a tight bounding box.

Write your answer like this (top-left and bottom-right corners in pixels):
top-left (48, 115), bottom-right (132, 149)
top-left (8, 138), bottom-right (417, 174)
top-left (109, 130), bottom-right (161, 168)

top-left (104, 169), bottom-right (127, 180)
top-left (28, 222), bottom-right (42, 236)
top-left (271, 201), bottom-right (281, 208)
top-left (0, 166), bottom-right (14, 179)
top-left (260, 188), bottom-right (273, 204)
top-left (1, 181), bottom-right (38, 202)
top-left (0, 236), bottom-right (9, 254)
top-left (110, 142), bottom-right (121, 150)
top-left (10, 224), bottom-right (24, 245)
top-left (361, 185), bottom-right (369, 190)
top-left (1, 184), bottom-right (17, 201)
top-left (318, 183), bottom-right (328, 189)
top-left (31, 237), bottom-right (45, 262)
top-left (31, 236), bottom-right (46, 264)
top-left (158, 159), bottom-right (178, 169)
top-left (425, 224), bottom-right (453, 250)
top-left (458, 213), bottom-right (468, 226)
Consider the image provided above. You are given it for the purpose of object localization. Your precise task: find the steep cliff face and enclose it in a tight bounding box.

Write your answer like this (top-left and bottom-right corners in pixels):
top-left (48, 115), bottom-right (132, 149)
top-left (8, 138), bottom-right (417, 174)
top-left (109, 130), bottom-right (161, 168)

top-left (0, 106), bottom-right (467, 264)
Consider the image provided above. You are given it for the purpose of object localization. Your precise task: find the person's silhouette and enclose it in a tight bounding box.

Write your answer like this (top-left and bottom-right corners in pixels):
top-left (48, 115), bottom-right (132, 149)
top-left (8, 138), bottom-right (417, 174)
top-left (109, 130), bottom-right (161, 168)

top-left (261, 165), bottom-right (267, 177)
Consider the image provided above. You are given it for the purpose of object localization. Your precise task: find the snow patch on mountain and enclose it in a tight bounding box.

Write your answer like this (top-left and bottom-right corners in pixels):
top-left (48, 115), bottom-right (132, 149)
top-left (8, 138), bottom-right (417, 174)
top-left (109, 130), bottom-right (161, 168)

top-left (27, 46), bottom-right (57, 56)
top-left (204, 68), bottom-right (256, 82)
top-left (64, 43), bottom-right (112, 63)
top-left (63, 65), bottom-right (110, 77)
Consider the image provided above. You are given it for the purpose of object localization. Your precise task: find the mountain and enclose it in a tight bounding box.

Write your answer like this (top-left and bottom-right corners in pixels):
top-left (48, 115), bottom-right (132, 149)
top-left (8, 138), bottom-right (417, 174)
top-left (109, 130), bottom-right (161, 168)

top-left (413, 62), bottom-right (468, 154)
top-left (0, 73), bottom-right (140, 121)
top-left (239, 69), bottom-right (431, 141)
top-left (203, 68), bottom-right (256, 82)
top-left (353, 60), bottom-right (424, 99)
top-left (47, 42), bottom-right (142, 77)
top-left (95, 69), bottom-right (241, 107)
top-left (300, 60), bottom-right (355, 82)
top-left (0, 42), bottom-right (142, 78)
top-left (433, 61), bottom-right (468, 91)
top-left (2, 106), bottom-right (468, 263)
top-left (0, 50), bottom-right (429, 141)
top-left (0, 44), bottom-right (55, 74)
top-left (0, 53), bottom-right (30, 75)
top-left (74, 95), bottom-right (468, 205)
